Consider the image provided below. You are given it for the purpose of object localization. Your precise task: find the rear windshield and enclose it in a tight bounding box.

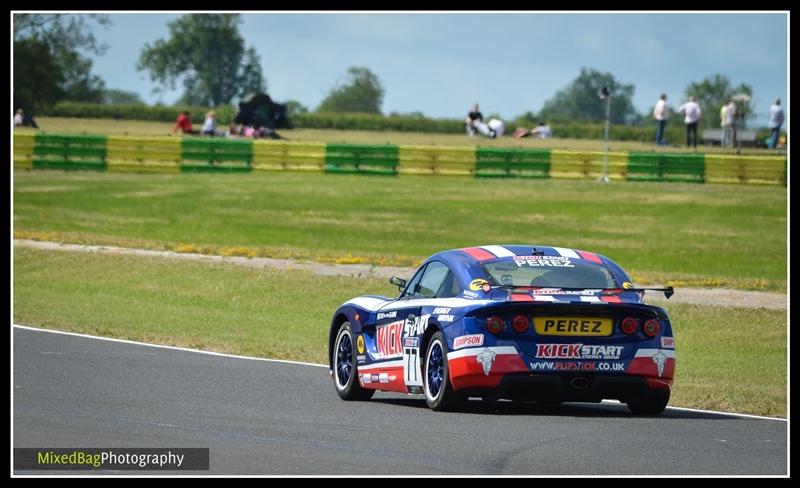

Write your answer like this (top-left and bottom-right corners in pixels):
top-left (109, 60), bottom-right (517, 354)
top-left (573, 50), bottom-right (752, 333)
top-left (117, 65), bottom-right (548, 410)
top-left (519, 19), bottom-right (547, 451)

top-left (480, 256), bottom-right (618, 289)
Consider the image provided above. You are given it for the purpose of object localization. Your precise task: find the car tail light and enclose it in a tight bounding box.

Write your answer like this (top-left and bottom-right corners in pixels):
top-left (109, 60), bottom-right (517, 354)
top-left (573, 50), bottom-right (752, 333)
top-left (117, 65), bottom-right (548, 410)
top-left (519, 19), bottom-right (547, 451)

top-left (642, 319), bottom-right (660, 337)
top-left (620, 317), bottom-right (638, 335)
top-left (511, 315), bottom-right (529, 333)
top-left (486, 316), bottom-right (505, 334)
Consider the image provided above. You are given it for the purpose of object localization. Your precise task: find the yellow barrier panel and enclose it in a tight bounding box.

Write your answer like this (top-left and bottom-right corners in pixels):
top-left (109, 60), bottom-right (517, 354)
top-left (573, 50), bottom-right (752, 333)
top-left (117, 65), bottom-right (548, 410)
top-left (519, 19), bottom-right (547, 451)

top-left (13, 133), bottom-right (35, 170)
top-left (550, 150), bottom-right (628, 180)
top-left (252, 140), bottom-right (326, 171)
top-left (106, 136), bottom-right (181, 173)
top-left (704, 155), bottom-right (786, 185)
top-left (398, 146), bottom-right (475, 175)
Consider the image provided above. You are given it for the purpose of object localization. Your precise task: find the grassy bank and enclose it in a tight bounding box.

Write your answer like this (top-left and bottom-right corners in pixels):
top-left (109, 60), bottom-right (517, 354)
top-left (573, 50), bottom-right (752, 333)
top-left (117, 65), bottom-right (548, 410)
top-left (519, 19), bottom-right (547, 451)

top-left (13, 117), bottom-right (787, 155)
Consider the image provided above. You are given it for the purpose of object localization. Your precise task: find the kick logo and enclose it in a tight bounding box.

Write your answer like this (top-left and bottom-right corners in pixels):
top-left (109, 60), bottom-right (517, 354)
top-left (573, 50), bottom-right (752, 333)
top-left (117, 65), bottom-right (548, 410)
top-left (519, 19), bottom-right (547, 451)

top-left (476, 348), bottom-right (496, 376)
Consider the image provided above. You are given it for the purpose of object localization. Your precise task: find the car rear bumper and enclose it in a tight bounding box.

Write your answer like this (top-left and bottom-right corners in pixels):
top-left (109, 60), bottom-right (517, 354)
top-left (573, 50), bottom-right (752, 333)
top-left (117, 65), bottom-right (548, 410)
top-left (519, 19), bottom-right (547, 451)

top-left (457, 373), bottom-right (671, 402)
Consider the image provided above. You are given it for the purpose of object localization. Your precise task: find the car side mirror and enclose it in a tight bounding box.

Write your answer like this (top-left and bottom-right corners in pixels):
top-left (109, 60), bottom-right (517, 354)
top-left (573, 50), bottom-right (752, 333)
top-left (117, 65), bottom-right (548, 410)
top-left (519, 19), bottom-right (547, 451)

top-left (389, 276), bottom-right (407, 292)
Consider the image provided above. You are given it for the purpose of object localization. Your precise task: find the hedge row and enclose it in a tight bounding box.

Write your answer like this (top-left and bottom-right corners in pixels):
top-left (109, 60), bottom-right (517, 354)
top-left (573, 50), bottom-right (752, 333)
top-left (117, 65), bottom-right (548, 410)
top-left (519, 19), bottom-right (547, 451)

top-left (42, 101), bottom-right (776, 143)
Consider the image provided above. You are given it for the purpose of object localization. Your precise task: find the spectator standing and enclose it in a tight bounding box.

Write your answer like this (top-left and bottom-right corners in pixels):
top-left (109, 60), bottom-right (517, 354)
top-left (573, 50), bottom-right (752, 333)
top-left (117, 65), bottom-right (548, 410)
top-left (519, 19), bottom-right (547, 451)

top-left (201, 110), bottom-right (217, 136)
top-left (678, 96), bottom-right (702, 149)
top-left (653, 94), bottom-right (669, 145)
top-left (724, 100), bottom-right (737, 147)
top-left (720, 102), bottom-right (729, 147)
top-left (767, 99), bottom-right (785, 149)
top-left (14, 109), bottom-right (24, 126)
top-left (172, 111), bottom-right (199, 135)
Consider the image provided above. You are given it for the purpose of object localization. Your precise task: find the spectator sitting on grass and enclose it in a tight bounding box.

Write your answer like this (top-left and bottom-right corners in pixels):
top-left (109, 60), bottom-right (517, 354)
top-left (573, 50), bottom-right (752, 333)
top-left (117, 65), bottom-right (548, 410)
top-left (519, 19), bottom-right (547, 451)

top-left (172, 111), bottom-right (199, 135)
top-left (201, 110), bottom-right (217, 136)
top-left (464, 102), bottom-right (497, 138)
top-left (14, 108), bottom-right (39, 129)
top-left (513, 120), bottom-right (552, 139)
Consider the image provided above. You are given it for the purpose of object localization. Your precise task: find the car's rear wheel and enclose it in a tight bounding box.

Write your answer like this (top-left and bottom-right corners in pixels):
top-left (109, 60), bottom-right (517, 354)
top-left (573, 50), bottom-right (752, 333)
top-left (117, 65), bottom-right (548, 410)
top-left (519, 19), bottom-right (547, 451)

top-left (333, 322), bottom-right (374, 401)
top-left (626, 389), bottom-right (670, 415)
top-left (423, 331), bottom-right (464, 411)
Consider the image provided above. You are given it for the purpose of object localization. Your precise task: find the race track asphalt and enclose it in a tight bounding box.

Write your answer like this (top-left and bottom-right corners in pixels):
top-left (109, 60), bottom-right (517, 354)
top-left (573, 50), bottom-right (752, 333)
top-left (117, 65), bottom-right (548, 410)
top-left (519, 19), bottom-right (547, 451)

top-left (13, 326), bottom-right (787, 476)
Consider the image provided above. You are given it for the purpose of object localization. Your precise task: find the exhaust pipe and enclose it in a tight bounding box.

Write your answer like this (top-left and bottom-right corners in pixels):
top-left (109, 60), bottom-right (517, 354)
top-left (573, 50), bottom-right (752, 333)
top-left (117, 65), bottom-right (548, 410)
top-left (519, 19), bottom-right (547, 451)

top-left (570, 377), bottom-right (590, 390)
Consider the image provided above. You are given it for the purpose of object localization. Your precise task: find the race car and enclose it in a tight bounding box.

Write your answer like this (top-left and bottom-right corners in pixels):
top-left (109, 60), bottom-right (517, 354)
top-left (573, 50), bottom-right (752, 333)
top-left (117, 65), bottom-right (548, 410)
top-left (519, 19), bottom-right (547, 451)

top-left (328, 245), bottom-right (675, 414)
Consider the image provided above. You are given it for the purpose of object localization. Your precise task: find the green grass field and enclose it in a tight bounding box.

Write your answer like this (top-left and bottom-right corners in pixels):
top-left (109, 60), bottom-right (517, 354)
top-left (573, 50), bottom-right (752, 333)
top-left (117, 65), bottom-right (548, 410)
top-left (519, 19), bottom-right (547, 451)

top-left (13, 246), bottom-right (786, 417)
top-left (14, 170), bottom-right (787, 291)
top-left (14, 117), bottom-right (787, 155)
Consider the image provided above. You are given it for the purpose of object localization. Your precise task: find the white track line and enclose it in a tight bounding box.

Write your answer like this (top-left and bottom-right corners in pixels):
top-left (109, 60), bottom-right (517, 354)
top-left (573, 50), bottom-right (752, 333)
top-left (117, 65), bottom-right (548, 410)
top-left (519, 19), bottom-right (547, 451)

top-left (13, 324), bottom-right (787, 421)
top-left (12, 324), bottom-right (327, 369)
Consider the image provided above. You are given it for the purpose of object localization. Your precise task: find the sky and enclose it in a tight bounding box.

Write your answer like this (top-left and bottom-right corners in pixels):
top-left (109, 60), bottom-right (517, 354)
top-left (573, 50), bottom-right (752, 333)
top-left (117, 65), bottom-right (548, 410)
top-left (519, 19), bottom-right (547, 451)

top-left (76, 12), bottom-right (788, 123)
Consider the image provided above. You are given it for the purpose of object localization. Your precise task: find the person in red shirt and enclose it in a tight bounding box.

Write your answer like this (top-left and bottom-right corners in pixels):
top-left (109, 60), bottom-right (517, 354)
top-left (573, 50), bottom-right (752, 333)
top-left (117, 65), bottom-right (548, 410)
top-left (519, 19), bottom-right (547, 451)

top-left (172, 111), bottom-right (199, 134)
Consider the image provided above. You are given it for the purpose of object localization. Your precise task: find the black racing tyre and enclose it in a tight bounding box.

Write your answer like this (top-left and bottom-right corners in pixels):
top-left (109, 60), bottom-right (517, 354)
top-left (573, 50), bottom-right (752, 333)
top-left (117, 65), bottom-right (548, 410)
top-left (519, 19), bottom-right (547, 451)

top-left (332, 322), bottom-right (374, 401)
top-left (423, 331), bottom-right (465, 411)
top-left (626, 389), bottom-right (670, 415)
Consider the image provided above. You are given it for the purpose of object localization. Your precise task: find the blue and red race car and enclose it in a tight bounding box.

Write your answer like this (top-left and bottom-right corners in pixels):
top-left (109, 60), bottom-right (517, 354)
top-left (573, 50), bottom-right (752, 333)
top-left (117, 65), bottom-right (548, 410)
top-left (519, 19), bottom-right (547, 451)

top-left (328, 245), bottom-right (675, 414)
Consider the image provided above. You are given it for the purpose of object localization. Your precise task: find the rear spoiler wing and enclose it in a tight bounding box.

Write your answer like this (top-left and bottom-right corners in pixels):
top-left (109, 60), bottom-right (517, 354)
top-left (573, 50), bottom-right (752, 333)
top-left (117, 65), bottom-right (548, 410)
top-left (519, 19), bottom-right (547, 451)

top-left (495, 286), bottom-right (674, 299)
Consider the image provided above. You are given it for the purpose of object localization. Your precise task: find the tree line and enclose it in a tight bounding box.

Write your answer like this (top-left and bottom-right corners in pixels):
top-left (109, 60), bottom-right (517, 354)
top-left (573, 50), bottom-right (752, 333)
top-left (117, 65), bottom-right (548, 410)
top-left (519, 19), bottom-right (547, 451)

top-left (13, 13), bottom-right (759, 128)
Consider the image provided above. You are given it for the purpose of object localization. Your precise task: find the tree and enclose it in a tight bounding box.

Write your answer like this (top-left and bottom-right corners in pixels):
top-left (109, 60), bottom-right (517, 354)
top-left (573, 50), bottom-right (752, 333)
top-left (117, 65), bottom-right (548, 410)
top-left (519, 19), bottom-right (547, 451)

top-left (538, 68), bottom-right (639, 125)
top-left (137, 14), bottom-right (268, 107)
top-left (284, 100), bottom-right (309, 119)
top-left (683, 74), bottom-right (754, 128)
top-left (13, 14), bottom-right (110, 112)
top-left (316, 67), bottom-right (384, 114)
top-left (103, 89), bottom-right (144, 105)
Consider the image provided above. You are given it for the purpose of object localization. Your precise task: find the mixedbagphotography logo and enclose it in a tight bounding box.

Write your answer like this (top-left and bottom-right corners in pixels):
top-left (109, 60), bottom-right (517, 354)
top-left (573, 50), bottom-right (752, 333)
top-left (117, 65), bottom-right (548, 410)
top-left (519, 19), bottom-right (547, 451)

top-left (14, 448), bottom-right (209, 471)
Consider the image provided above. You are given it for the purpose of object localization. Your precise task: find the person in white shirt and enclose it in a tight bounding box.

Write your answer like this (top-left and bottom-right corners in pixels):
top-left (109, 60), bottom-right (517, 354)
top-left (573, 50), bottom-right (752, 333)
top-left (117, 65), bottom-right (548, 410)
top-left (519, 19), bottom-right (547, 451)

top-left (724, 100), bottom-right (737, 147)
top-left (678, 96), bottom-right (702, 148)
top-left (201, 110), bottom-right (217, 136)
top-left (14, 109), bottom-right (24, 126)
top-left (653, 94), bottom-right (669, 145)
top-left (767, 99), bottom-right (785, 149)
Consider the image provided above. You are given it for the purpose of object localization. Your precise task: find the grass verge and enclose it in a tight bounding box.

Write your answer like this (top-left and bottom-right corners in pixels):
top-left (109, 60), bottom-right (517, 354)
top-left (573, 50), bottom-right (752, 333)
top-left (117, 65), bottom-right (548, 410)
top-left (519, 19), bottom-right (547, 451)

top-left (14, 170), bottom-right (787, 292)
top-left (13, 246), bottom-right (787, 417)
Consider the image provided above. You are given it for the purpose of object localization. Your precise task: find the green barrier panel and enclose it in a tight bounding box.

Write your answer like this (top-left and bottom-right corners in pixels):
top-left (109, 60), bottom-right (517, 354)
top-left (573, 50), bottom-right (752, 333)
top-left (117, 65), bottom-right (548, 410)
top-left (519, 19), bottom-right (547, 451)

top-left (32, 133), bottom-right (108, 171)
top-left (475, 147), bottom-right (550, 178)
top-left (627, 152), bottom-right (705, 183)
top-left (325, 143), bottom-right (399, 175)
top-left (181, 137), bottom-right (253, 172)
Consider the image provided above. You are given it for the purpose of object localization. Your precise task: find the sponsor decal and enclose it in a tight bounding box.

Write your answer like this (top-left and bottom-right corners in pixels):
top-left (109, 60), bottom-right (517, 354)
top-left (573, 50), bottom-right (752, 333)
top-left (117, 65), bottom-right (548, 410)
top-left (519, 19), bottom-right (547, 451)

top-left (514, 256), bottom-right (574, 268)
top-left (476, 348), bottom-right (497, 375)
top-left (432, 307), bottom-right (451, 315)
top-left (403, 337), bottom-right (420, 348)
top-left (371, 374), bottom-right (380, 382)
top-left (652, 350), bottom-right (667, 377)
top-left (529, 361), bottom-right (625, 372)
top-left (403, 314), bottom-right (429, 337)
top-left (534, 317), bottom-right (613, 336)
top-left (535, 343), bottom-right (623, 360)
top-left (462, 290), bottom-right (480, 299)
top-left (622, 281), bottom-right (634, 289)
top-left (362, 374), bottom-right (371, 384)
top-left (437, 314), bottom-right (454, 322)
top-left (356, 355), bottom-right (366, 364)
top-left (376, 311), bottom-right (397, 321)
top-left (356, 335), bottom-right (365, 354)
top-left (376, 320), bottom-right (404, 359)
top-left (530, 288), bottom-right (601, 296)
top-left (377, 373), bottom-right (397, 384)
top-left (453, 334), bottom-right (484, 350)
top-left (469, 279), bottom-right (490, 291)
top-left (661, 337), bottom-right (675, 349)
